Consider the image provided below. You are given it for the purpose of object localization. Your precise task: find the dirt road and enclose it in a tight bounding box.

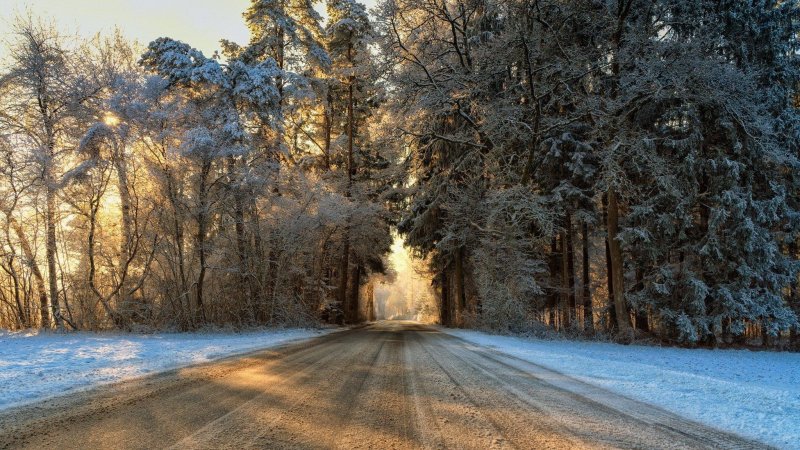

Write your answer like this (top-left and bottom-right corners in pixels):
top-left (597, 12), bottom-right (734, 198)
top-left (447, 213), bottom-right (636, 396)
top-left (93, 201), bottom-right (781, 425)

top-left (0, 321), bottom-right (768, 449)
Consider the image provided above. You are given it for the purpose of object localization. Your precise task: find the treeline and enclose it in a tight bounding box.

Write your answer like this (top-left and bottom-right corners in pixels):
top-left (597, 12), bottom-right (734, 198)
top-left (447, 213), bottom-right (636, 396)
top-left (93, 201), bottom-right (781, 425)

top-left (0, 1), bottom-right (393, 330)
top-left (2, 0), bottom-right (799, 347)
top-left (380, 0), bottom-right (800, 346)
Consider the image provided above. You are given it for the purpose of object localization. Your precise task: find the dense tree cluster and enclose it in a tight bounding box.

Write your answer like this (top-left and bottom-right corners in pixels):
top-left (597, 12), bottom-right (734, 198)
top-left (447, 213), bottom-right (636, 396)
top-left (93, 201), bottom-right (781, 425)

top-left (0, 2), bottom-right (392, 330)
top-left (378, 0), bottom-right (800, 345)
top-left (0, 0), bottom-right (798, 347)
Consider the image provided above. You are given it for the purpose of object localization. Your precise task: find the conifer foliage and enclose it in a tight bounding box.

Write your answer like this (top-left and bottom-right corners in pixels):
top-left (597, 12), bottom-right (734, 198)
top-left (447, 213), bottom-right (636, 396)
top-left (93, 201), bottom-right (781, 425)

top-left (377, 0), bottom-right (800, 344)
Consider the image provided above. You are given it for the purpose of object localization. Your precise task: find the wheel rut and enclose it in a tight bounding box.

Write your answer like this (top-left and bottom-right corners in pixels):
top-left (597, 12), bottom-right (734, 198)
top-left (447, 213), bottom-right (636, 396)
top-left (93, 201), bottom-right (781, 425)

top-left (0, 321), bottom-right (771, 450)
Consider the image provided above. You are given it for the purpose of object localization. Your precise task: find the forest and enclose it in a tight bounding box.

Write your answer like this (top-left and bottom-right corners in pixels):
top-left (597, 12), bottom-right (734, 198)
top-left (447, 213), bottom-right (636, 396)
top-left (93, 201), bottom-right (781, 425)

top-left (0, 0), bottom-right (798, 348)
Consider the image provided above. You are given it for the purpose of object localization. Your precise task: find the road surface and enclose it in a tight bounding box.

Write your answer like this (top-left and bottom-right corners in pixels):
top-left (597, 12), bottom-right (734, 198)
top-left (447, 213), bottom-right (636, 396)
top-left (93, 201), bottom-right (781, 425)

top-left (0, 321), bottom-right (768, 449)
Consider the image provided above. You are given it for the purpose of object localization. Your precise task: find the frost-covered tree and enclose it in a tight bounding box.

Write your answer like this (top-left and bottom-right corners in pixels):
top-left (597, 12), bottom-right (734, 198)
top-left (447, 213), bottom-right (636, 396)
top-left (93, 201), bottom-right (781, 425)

top-left (140, 36), bottom-right (283, 323)
top-left (376, 0), bottom-right (800, 342)
top-left (324, 0), bottom-right (380, 322)
top-left (614, 0), bottom-right (800, 344)
top-left (0, 17), bottom-right (102, 329)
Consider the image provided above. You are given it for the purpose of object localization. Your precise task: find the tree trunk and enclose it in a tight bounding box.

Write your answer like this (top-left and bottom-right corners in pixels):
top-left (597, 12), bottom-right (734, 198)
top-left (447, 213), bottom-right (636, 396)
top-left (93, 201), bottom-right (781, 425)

top-left (164, 168), bottom-right (189, 322)
top-left (566, 213), bottom-right (576, 327)
top-left (7, 216), bottom-right (49, 327)
top-left (336, 39), bottom-right (357, 324)
top-left (603, 193), bottom-right (615, 331)
top-left (228, 157), bottom-right (254, 322)
top-left (11, 262), bottom-right (26, 328)
top-left (559, 232), bottom-right (570, 329)
top-left (761, 322), bottom-right (772, 348)
top-left (454, 248), bottom-right (466, 325)
top-left (195, 161), bottom-right (211, 325)
top-left (45, 184), bottom-right (62, 329)
top-left (117, 162), bottom-right (132, 258)
top-left (440, 269), bottom-right (450, 326)
top-left (548, 236), bottom-right (559, 330)
top-left (790, 240), bottom-right (798, 345)
top-left (337, 237), bottom-right (350, 321)
top-left (114, 150), bottom-right (133, 311)
top-left (348, 263), bottom-right (361, 322)
top-left (607, 189), bottom-right (631, 338)
top-left (347, 40), bottom-right (355, 190)
top-left (582, 221), bottom-right (593, 333)
top-left (323, 90), bottom-right (333, 169)
top-left (365, 282), bottom-right (375, 322)
top-left (0, 252), bottom-right (27, 328)
top-left (634, 269), bottom-right (649, 332)
top-left (195, 243), bottom-right (206, 322)
top-left (248, 197), bottom-right (267, 320)
top-left (265, 245), bottom-right (280, 323)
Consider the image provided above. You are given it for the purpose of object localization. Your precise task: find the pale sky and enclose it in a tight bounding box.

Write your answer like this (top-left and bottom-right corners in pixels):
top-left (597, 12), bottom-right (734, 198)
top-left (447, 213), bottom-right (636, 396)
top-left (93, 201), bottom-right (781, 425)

top-left (2, 0), bottom-right (252, 56)
top-left (1, 0), bottom-right (377, 58)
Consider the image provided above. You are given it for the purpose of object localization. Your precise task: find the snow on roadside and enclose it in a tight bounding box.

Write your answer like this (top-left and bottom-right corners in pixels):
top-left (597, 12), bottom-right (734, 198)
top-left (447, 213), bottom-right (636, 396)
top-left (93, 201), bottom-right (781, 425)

top-left (0, 327), bottom-right (333, 411)
top-left (444, 328), bottom-right (800, 449)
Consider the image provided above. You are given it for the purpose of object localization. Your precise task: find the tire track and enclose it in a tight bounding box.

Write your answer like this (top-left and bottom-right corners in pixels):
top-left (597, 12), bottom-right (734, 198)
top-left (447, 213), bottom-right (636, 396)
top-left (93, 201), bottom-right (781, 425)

top-left (0, 322), bottom-right (773, 450)
top-left (431, 331), bottom-right (770, 450)
top-left (413, 330), bottom-right (584, 449)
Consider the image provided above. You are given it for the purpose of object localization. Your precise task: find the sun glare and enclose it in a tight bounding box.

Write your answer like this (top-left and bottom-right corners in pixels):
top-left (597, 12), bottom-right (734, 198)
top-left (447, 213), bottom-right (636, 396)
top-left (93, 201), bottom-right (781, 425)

top-left (374, 234), bottom-right (437, 322)
top-left (103, 113), bottom-right (120, 126)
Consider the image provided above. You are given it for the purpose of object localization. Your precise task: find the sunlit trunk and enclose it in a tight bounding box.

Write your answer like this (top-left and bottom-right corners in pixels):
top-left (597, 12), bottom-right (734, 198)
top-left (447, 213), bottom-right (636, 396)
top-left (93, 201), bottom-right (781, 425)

top-left (7, 216), bottom-right (48, 327)
top-left (114, 147), bottom-right (133, 312)
top-left (46, 178), bottom-right (62, 330)
top-left (195, 160), bottom-right (212, 324)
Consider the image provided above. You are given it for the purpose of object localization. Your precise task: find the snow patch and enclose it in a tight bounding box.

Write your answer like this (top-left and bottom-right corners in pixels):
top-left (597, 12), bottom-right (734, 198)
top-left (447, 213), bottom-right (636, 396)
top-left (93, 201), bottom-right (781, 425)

top-left (444, 329), bottom-right (800, 449)
top-left (0, 328), bottom-right (333, 411)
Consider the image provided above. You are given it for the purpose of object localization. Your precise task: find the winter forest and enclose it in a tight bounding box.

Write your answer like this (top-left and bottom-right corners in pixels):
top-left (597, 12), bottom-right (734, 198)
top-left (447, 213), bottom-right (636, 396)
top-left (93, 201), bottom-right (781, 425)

top-left (0, 0), bottom-right (798, 348)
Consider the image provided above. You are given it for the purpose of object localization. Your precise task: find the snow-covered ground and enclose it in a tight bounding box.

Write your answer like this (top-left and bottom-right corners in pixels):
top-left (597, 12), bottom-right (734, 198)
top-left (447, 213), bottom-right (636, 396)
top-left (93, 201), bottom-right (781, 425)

top-left (444, 329), bottom-right (800, 449)
top-left (0, 327), bottom-right (332, 411)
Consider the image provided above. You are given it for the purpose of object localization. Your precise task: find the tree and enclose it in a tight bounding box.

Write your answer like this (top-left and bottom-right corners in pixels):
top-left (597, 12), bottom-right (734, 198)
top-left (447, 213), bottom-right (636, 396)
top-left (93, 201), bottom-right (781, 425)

top-left (325, 0), bottom-right (378, 322)
top-left (0, 17), bottom-right (100, 329)
top-left (141, 36), bottom-right (283, 324)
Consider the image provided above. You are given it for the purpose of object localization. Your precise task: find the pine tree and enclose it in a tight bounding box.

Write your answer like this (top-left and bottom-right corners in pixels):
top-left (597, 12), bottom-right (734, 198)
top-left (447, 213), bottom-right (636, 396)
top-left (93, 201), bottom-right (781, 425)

top-left (325, 0), bottom-right (376, 322)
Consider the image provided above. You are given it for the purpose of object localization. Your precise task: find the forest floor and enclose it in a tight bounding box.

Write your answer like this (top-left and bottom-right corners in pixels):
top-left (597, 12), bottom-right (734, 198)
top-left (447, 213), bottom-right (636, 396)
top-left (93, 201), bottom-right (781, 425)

top-left (0, 321), bottom-right (771, 449)
top-left (445, 328), bottom-right (800, 449)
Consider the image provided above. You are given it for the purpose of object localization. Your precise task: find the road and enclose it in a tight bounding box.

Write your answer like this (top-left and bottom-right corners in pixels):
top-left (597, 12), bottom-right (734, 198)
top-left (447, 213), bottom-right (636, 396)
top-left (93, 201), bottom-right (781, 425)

top-left (0, 321), bottom-right (768, 449)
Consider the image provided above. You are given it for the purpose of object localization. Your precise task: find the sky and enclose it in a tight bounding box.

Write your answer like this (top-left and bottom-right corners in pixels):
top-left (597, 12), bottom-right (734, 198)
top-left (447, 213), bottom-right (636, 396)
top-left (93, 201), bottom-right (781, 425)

top-left (0, 0), bottom-right (376, 58)
top-left (1, 0), bottom-right (251, 56)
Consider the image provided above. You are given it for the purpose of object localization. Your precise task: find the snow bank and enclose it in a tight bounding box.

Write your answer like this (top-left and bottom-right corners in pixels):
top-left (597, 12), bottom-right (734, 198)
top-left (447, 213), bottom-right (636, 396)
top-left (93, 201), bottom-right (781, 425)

top-left (0, 327), bottom-right (332, 411)
top-left (444, 329), bottom-right (800, 449)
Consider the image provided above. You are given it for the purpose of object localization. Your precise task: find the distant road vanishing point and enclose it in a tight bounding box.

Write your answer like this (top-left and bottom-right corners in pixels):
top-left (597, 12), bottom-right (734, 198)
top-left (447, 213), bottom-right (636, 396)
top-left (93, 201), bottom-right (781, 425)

top-left (0, 321), bottom-right (769, 449)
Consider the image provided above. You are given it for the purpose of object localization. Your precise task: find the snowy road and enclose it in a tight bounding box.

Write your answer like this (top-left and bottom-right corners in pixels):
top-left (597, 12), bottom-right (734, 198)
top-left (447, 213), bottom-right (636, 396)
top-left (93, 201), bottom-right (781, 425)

top-left (0, 322), bottom-right (768, 449)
